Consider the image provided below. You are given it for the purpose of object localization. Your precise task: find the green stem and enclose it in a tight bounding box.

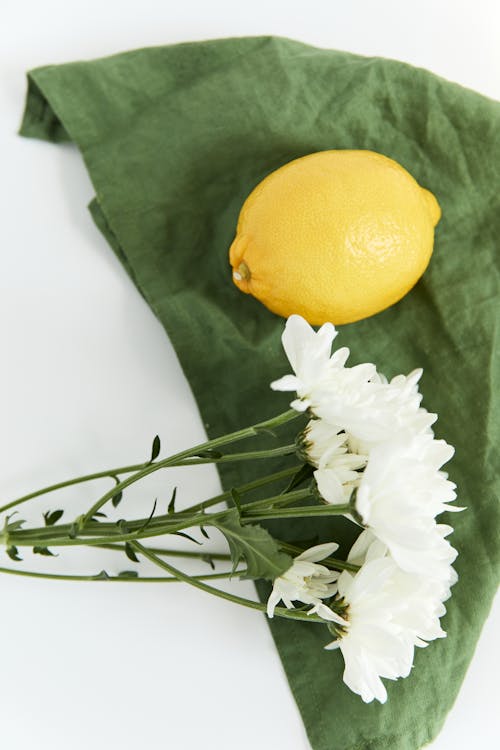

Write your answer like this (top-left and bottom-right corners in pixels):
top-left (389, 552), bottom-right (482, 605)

top-left (2, 465), bottom-right (301, 546)
top-left (242, 503), bottom-right (351, 523)
top-left (10, 525), bottom-right (194, 548)
top-left (79, 409), bottom-right (299, 527)
top-left (276, 541), bottom-right (360, 573)
top-left (130, 541), bottom-right (326, 624)
top-left (96, 543), bottom-right (232, 562)
top-left (7, 489), bottom-right (313, 549)
top-left (0, 464), bottom-right (147, 515)
top-left (99, 540), bottom-right (360, 573)
top-left (0, 565), bottom-right (240, 583)
top-left (173, 444), bottom-right (296, 466)
top-left (177, 464), bottom-right (300, 516)
top-left (0, 444), bottom-right (298, 517)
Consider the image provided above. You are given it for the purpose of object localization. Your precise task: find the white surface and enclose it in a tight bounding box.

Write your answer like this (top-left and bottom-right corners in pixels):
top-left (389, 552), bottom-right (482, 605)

top-left (1, 2), bottom-right (499, 748)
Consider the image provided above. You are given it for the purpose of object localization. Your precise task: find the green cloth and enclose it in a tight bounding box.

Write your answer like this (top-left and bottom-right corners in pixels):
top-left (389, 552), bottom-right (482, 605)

top-left (20, 37), bottom-right (499, 750)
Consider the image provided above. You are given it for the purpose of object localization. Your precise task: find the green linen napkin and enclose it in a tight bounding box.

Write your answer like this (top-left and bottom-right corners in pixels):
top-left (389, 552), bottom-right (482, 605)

top-left (19, 36), bottom-right (499, 750)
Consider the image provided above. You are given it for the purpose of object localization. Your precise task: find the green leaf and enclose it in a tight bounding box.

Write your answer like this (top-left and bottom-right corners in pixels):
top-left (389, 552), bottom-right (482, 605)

top-left (111, 491), bottom-right (123, 508)
top-left (43, 509), bottom-right (64, 526)
top-left (7, 546), bottom-right (22, 562)
top-left (33, 546), bottom-right (57, 557)
top-left (6, 518), bottom-right (26, 533)
top-left (213, 509), bottom-right (292, 581)
top-left (173, 531), bottom-right (201, 545)
top-left (167, 487), bottom-right (177, 514)
top-left (94, 570), bottom-right (110, 580)
top-left (117, 570), bottom-right (139, 578)
top-left (124, 542), bottom-right (139, 563)
top-left (150, 435), bottom-right (161, 462)
top-left (135, 499), bottom-right (157, 533)
top-left (200, 526), bottom-right (209, 539)
top-left (201, 554), bottom-right (215, 570)
top-left (282, 463), bottom-right (314, 494)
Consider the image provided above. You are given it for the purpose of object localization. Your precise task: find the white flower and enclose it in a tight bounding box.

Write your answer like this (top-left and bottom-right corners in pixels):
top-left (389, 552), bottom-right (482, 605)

top-left (317, 368), bottom-right (438, 449)
top-left (267, 542), bottom-right (346, 625)
top-left (271, 315), bottom-right (436, 449)
top-left (301, 419), bottom-right (367, 505)
top-left (387, 565), bottom-right (451, 646)
top-left (343, 369), bottom-right (438, 453)
top-left (270, 314), bottom-right (376, 414)
top-left (326, 531), bottom-right (456, 703)
top-left (315, 465), bottom-right (361, 507)
top-left (354, 433), bottom-right (462, 577)
top-left (326, 556), bottom-right (415, 703)
top-left (346, 530), bottom-right (456, 643)
top-left (301, 419), bottom-right (368, 470)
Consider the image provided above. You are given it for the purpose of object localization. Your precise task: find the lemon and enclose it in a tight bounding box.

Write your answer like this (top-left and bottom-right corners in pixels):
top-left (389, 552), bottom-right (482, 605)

top-left (229, 150), bottom-right (441, 325)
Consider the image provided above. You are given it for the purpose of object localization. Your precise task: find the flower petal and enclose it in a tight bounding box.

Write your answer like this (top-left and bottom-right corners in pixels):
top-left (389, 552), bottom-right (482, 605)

top-left (296, 541), bottom-right (339, 563)
top-left (270, 374), bottom-right (301, 392)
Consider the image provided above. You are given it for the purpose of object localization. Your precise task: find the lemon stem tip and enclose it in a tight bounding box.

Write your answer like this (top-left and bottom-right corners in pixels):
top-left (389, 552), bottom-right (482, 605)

top-left (233, 261), bottom-right (251, 282)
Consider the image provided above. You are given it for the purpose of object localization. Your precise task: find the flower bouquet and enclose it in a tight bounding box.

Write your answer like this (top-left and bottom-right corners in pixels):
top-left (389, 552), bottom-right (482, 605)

top-left (0, 315), bottom-right (461, 704)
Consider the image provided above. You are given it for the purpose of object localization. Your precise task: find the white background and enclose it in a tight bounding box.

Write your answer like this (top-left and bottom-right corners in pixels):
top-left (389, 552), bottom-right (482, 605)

top-left (1, 2), bottom-right (499, 748)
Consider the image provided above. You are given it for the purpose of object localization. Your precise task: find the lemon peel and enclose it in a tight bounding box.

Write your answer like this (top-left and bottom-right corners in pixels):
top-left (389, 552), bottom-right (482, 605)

top-left (229, 150), bottom-right (441, 325)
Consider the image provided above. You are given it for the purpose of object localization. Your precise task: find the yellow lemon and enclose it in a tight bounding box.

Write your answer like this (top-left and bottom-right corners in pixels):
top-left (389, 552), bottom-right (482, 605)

top-left (229, 150), bottom-right (441, 325)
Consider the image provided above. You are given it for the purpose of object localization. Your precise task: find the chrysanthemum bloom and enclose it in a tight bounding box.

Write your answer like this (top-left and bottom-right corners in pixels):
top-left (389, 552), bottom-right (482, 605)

top-left (270, 315), bottom-right (376, 418)
top-left (267, 543), bottom-right (346, 625)
top-left (271, 315), bottom-right (437, 449)
top-left (342, 368), bottom-right (438, 454)
top-left (326, 556), bottom-right (415, 703)
top-left (346, 530), bottom-right (456, 643)
top-left (354, 433), bottom-right (461, 577)
top-left (326, 531), bottom-right (456, 703)
top-left (299, 419), bottom-right (367, 505)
